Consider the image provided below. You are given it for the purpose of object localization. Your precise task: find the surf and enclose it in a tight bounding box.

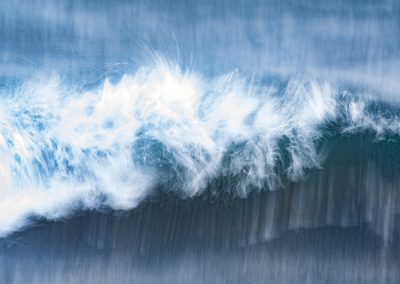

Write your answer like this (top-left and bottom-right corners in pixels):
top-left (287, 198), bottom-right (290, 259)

top-left (0, 58), bottom-right (399, 238)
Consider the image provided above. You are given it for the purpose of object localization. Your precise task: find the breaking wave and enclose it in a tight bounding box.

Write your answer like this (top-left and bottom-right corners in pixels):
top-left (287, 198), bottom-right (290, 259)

top-left (0, 58), bottom-right (399, 237)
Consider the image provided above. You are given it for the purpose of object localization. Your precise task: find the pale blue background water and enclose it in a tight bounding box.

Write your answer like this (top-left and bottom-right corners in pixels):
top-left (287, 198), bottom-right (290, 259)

top-left (1, 0), bottom-right (399, 95)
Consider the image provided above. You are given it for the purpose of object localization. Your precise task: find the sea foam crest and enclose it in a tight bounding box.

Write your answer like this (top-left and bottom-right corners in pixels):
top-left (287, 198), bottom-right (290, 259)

top-left (0, 59), bottom-right (393, 236)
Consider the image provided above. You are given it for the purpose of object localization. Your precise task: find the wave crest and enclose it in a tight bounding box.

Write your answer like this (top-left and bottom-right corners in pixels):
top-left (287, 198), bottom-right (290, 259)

top-left (0, 59), bottom-right (398, 236)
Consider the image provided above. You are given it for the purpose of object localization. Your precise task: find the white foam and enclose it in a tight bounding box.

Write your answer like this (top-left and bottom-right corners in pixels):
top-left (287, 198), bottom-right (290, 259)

top-left (0, 59), bottom-right (394, 236)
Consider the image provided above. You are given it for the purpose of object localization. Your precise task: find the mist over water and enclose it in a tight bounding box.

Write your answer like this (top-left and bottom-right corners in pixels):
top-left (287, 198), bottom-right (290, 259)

top-left (1, 0), bottom-right (400, 283)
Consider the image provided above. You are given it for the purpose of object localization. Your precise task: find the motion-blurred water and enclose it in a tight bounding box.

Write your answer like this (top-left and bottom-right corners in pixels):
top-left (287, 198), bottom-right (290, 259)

top-left (1, 0), bottom-right (400, 283)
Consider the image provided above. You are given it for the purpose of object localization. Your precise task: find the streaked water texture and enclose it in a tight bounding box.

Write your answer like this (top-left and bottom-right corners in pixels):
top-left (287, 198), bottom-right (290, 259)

top-left (1, 0), bottom-right (400, 283)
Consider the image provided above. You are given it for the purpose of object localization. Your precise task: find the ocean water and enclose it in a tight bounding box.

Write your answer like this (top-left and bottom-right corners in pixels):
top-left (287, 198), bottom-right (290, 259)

top-left (1, 0), bottom-right (400, 283)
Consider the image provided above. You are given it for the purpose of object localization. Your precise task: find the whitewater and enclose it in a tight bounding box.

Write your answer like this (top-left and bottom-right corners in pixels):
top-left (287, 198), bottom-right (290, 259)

top-left (0, 56), bottom-right (398, 237)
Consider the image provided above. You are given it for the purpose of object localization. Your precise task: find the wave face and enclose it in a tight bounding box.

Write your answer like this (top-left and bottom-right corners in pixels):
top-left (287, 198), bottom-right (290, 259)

top-left (0, 59), bottom-right (400, 237)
